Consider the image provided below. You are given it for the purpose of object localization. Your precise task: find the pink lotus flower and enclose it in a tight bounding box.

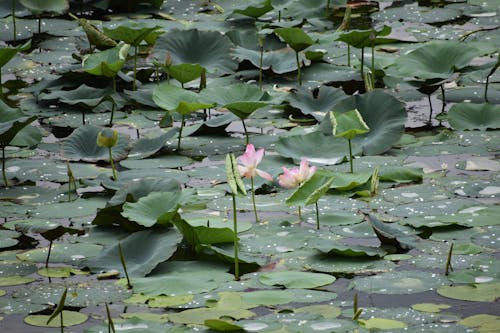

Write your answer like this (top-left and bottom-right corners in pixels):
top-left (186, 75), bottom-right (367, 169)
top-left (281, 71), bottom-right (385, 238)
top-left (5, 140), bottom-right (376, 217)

top-left (278, 159), bottom-right (316, 188)
top-left (237, 144), bottom-right (273, 181)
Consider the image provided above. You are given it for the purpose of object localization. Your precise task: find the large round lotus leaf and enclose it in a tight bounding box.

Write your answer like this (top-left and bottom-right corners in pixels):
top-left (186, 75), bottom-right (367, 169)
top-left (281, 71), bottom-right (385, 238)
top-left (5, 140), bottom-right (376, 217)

top-left (24, 310), bottom-right (87, 328)
top-left (232, 46), bottom-right (303, 74)
top-left (0, 229), bottom-right (20, 248)
top-left (168, 307), bottom-right (255, 325)
top-left (393, 40), bottom-right (479, 80)
top-left (309, 255), bottom-right (396, 274)
top-left (61, 125), bottom-right (130, 162)
top-left (359, 318), bottom-right (407, 330)
top-left (37, 267), bottom-right (88, 278)
top-left (351, 271), bottom-right (449, 294)
top-left (276, 131), bottom-right (360, 165)
top-left (459, 314), bottom-right (500, 332)
top-left (17, 242), bottom-right (103, 264)
top-left (437, 282), bottom-right (500, 302)
top-left (372, 4), bottom-right (462, 25)
top-left (157, 29), bottom-right (238, 75)
top-left (121, 191), bottom-right (183, 227)
top-left (411, 303), bottom-right (451, 313)
top-left (153, 83), bottom-right (214, 115)
top-left (287, 86), bottom-right (347, 120)
top-left (0, 276), bottom-right (35, 286)
top-left (28, 197), bottom-right (107, 218)
top-left (85, 228), bottom-right (182, 277)
top-left (448, 103), bottom-right (500, 130)
top-left (328, 90), bottom-right (407, 155)
top-left (0, 261), bottom-right (37, 276)
top-left (259, 271), bottom-right (335, 289)
top-left (15, 281), bottom-right (131, 307)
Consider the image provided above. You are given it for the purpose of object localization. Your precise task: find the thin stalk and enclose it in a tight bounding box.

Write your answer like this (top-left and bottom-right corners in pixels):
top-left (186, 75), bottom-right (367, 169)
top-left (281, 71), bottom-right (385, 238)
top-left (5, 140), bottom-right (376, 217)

top-left (278, 10), bottom-right (281, 22)
top-left (2, 145), bottom-right (8, 187)
top-left (251, 176), bottom-right (258, 223)
top-left (298, 206), bottom-right (302, 220)
top-left (133, 46), bottom-right (138, 90)
top-left (485, 76), bottom-right (489, 102)
top-left (105, 303), bottom-right (116, 333)
top-left (45, 240), bottom-right (53, 269)
top-left (60, 310), bottom-right (64, 333)
top-left (445, 242), bottom-right (454, 276)
top-left (0, 68), bottom-right (3, 97)
top-left (108, 147), bottom-right (117, 181)
top-left (348, 139), bottom-right (353, 173)
top-left (38, 17), bottom-right (41, 34)
top-left (232, 194), bottom-right (240, 280)
top-left (259, 45), bottom-right (263, 90)
top-left (12, 0), bottom-right (16, 42)
top-left (347, 44), bottom-right (351, 66)
top-left (118, 243), bottom-right (132, 289)
top-left (82, 110), bottom-right (86, 125)
top-left (241, 119), bottom-right (249, 145)
top-left (427, 94), bottom-right (433, 124)
top-left (109, 77), bottom-right (117, 126)
top-left (315, 202), bottom-right (320, 230)
top-left (295, 51), bottom-right (302, 85)
top-left (177, 114), bottom-right (185, 151)
top-left (360, 47), bottom-right (364, 76)
top-left (440, 84), bottom-right (446, 114)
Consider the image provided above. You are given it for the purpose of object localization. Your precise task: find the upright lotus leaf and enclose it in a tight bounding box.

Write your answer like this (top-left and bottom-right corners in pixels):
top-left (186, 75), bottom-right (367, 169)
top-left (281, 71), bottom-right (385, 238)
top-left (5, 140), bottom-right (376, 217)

top-left (103, 23), bottom-right (162, 90)
top-left (84, 228), bottom-right (183, 277)
top-left (323, 90), bottom-right (406, 155)
top-left (274, 27), bottom-right (315, 85)
top-left (448, 103), bottom-right (500, 130)
top-left (153, 83), bottom-right (214, 150)
top-left (167, 63), bottom-right (205, 86)
top-left (0, 39), bottom-right (30, 95)
top-left (393, 40), bottom-right (479, 80)
top-left (287, 86), bottom-right (347, 120)
top-left (367, 214), bottom-right (416, 252)
top-left (336, 25), bottom-right (393, 49)
top-left (331, 109), bottom-right (369, 140)
top-left (82, 42), bottom-right (131, 78)
top-left (18, 0), bottom-right (68, 15)
top-left (121, 191), bottom-right (183, 227)
top-left (45, 287), bottom-right (67, 327)
top-left (61, 125), bottom-right (130, 162)
top-left (158, 29), bottom-right (238, 75)
top-left (232, 0), bottom-right (273, 18)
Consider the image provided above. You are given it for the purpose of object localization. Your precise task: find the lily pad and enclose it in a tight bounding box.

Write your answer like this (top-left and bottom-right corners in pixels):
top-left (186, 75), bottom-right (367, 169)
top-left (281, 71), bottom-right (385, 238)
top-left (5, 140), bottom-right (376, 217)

top-left (24, 310), bottom-right (87, 328)
top-left (448, 103), bottom-right (500, 130)
top-left (259, 271), bottom-right (335, 289)
top-left (352, 271), bottom-right (449, 294)
top-left (437, 282), bottom-right (500, 302)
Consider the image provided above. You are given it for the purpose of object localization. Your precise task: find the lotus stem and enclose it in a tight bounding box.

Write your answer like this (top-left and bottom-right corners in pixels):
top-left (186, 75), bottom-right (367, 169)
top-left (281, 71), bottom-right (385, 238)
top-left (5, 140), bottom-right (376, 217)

top-left (45, 240), bottom-right (53, 269)
top-left (259, 45), bottom-right (263, 90)
top-left (298, 205), bottom-right (302, 220)
top-left (295, 51), bottom-right (302, 86)
top-left (440, 84), bottom-right (446, 114)
top-left (133, 46), bottom-right (138, 90)
top-left (427, 94), bottom-right (433, 124)
top-left (110, 77), bottom-right (117, 126)
top-left (118, 243), bottom-right (132, 289)
top-left (60, 310), bottom-right (64, 333)
top-left (241, 119), bottom-right (249, 145)
top-left (108, 147), bottom-right (117, 181)
top-left (2, 145), bottom-right (7, 187)
top-left (232, 193), bottom-right (240, 280)
top-left (315, 202), bottom-right (320, 230)
top-left (251, 176), bottom-right (259, 223)
top-left (12, 0), bottom-right (16, 42)
top-left (105, 303), bottom-right (116, 333)
top-left (38, 17), bottom-right (41, 34)
top-left (445, 242), bottom-right (454, 276)
top-left (178, 114), bottom-right (185, 151)
top-left (485, 76), bottom-right (489, 103)
top-left (352, 293), bottom-right (362, 320)
top-left (348, 138), bottom-right (353, 173)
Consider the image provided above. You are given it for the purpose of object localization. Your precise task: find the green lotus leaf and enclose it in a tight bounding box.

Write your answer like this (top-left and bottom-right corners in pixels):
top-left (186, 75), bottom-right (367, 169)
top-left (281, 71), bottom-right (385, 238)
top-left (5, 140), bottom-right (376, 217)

top-left (437, 282), bottom-right (500, 302)
top-left (328, 171), bottom-right (371, 191)
top-left (127, 130), bottom-right (178, 160)
top-left (169, 307), bottom-right (255, 325)
top-left (459, 314), bottom-right (500, 332)
top-left (61, 125), bottom-right (130, 162)
top-left (17, 242), bottom-right (103, 264)
top-left (287, 86), bottom-right (347, 119)
top-left (0, 40), bottom-right (30, 68)
top-left (448, 103), bottom-right (500, 130)
top-left (153, 83), bottom-right (214, 116)
top-left (24, 310), bottom-right (87, 328)
top-left (157, 29), bottom-right (238, 75)
top-left (372, 4), bottom-right (463, 25)
top-left (359, 318), bottom-right (407, 330)
top-left (18, 0), bottom-right (69, 15)
top-left (37, 267), bottom-right (88, 278)
top-left (232, 0), bottom-right (273, 18)
top-left (285, 172), bottom-right (335, 207)
top-left (411, 303), bottom-right (451, 313)
top-left (232, 45), bottom-right (303, 74)
top-left (393, 40), bottom-right (480, 80)
top-left (274, 27), bottom-right (314, 52)
top-left (121, 191), bottom-right (183, 227)
top-left (205, 319), bottom-right (244, 331)
top-left (0, 100), bottom-right (37, 147)
top-left (39, 84), bottom-right (112, 107)
top-left (324, 90), bottom-right (407, 155)
top-left (276, 131), bottom-right (360, 165)
top-left (0, 276), bottom-right (35, 286)
top-left (82, 42), bottom-right (131, 78)
top-left (336, 25), bottom-right (394, 49)
top-left (331, 109), bottom-right (370, 140)
top-left (85, 228), bottom-right (182, 277)
top-left (368, 214), bottom-right (417, 252)
top-left (103, 23), bottom-right (162, 46)
top-left (311, 240), bottom-right (387, 258)
top-left (167, 63), bottom-right (205, 85)
top-left (259, 271), bottom-right (335, 289)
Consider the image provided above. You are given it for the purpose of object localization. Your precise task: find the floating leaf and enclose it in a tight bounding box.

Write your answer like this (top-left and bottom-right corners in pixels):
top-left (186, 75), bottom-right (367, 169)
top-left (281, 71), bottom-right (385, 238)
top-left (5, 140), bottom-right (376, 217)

top-left (259, 271), bottom-right (335, 289)
top-left (448, 103), bottom-right (500, 130)
top-left (359, 318), bottom-right (407, 330)
top-left (24, 310), bottom-right (87, 328)
top-left (437, 282), bottom-right (500, 302)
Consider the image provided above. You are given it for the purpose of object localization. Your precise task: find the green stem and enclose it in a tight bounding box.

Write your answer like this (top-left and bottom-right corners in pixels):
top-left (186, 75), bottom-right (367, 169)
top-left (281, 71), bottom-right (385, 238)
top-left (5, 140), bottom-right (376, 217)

top-left (440, 84), bottom-right (446, 114)
top-left (60, 310), bottom-right (63, 333)
top-left (348, 139), bottom-right (353, 173)
top-left (133, 46), bottom-right (138, 90)
top-left (45, 240), bottom-right (53, 269)
top-left (108, 147), bottom-right (117, 181)
top-left (118, 243), bottom-right (132, 289)
top-left (427, 94), bottom-right (433, 124)
top-left (315, 202), bottom-right (320, 230)
top-left (259, 45), bottom-right (263, 90)
top-left (298, 206), bottom-right (302, 220)
top-left (2, 145), bottom-right (7, 187)
top-left (232, 193), bottom-right (240, 280)
top-left (251, 176), bottom-right (258, 223)
top-left (12, 0), bottom-right (16, 42)
top-left (485, 76), bottom-right (490, 103)
top-left (178, 114), bottom-right (185, 151)
top-left (445, 242), bottom-right (454, 276)
top-left (241, 119), bottom-right (249, 145)
top-left (295, 51), bottom-right (302, 86)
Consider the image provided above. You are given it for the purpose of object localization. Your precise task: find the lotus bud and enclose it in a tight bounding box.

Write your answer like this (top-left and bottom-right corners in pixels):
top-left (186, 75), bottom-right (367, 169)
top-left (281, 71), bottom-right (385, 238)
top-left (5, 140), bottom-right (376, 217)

top-left (97, 129), bottom-right (118, 148)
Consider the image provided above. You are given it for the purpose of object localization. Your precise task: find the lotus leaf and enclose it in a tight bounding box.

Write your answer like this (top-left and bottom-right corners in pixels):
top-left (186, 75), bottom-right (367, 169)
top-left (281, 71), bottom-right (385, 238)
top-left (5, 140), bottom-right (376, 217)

top-left (24, 310), bottom-right (87, 328)
top-left (153, 83), bottom-right (213, 115)
top-left (287, 86), bottom-right (347, 120)
top-left (285, 172), bottom-right (335, 207)
top-left (259, 271), bottom-right (335, 289)
top-left (127, 130), bottom-right (178, 160)
top-left (121, 191), bottom-right (183, 227)
top-left (232, 46), bottom-right (305, 74)
top-left (232, 0), bottom-right (273, 18)
top-left (18, 0), bottom-right (68, 15)
top-left (103, 23), bottom-right (162, 46)
top-left (274, 28), bottom-right (314, 52)
top-left (336, 25), bottom-right (394, 49)
top-left (39, 84), bottom-right (112, 107)
top-left (85, 228), bottom-right (182, 277)
top-left (61, 125), bottom-right (130, 162)
top-left (448, 103), bottom-right (500, 130)
top-left (167, 63), bottom-right (205, 85)
top-left (157, 29), bottom-right (238, 75)
top-left (359, 318), bottom-right (407, 330)
top-left (82, 42), bottom-right (131, 78)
